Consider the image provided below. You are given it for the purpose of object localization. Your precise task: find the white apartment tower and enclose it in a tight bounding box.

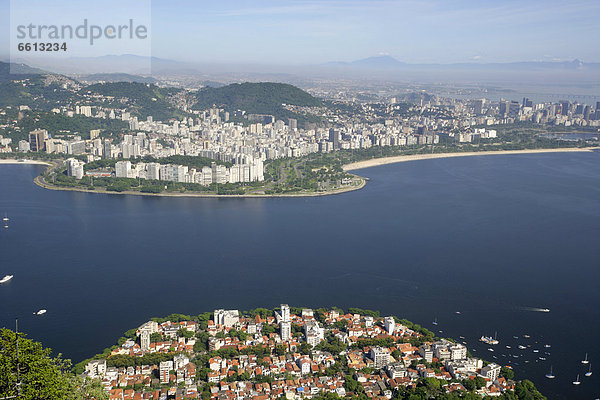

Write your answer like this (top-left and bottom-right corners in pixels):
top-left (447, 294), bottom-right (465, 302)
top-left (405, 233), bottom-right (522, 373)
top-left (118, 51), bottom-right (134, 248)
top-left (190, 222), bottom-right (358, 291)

top-left (384, 316), bottom-right (395, 335)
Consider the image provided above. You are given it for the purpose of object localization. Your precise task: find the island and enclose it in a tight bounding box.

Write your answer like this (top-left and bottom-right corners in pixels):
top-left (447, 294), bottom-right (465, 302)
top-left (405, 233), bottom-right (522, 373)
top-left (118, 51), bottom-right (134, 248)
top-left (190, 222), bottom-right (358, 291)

top-left (64, 306), bottom-right (545, 399)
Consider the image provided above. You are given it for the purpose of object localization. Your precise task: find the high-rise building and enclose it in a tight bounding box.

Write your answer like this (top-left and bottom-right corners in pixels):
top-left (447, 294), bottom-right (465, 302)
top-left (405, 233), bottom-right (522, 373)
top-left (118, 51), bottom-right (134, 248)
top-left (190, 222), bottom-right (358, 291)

top-left (115, 161), bottom-right (132, 178)
top-left (280, 304), bottom-right (290, 322)
top-left (140, 329), bottom-right (150, 351)
top-left (28, 129), bottom-right (48, 152)
top-left (280, 321), bottom-right (291, 342)
top-left (499, 101), bottom-right (510, 117)
top-left (66, 158), bottom-right (85, 179)
top-left (288, 118), bottom-right (297, 131)
top-left (159, 361), bottom-right (173, 384)
top-left (508, 101), bottom-right (520, 118)
top-left (560, 101), bottom-right (570, 115)
top-left (384, 316), bottom-right (395, 335)
top-left (369, 347), bottom-right (390, 368)
top-left (102, 140), bottom-right (112, 159)
top-left (329, 128), bottom-right (339, 149)
top-left (213, 309), bottom-right (240, 327)
top-left (473, 99), bottom-right (485, 114)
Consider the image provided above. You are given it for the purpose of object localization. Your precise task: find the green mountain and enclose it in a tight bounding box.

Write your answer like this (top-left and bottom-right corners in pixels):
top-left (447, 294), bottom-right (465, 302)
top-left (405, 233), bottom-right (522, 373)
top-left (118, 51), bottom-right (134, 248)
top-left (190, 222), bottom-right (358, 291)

top-left (193, 82), bottom-right (324, 124)
top-left (81, 82), bottom-right (186, 121)
top-left (0, 62), bottom-right (327, 126)
top-left (0, 61), bottom-right (47, 82)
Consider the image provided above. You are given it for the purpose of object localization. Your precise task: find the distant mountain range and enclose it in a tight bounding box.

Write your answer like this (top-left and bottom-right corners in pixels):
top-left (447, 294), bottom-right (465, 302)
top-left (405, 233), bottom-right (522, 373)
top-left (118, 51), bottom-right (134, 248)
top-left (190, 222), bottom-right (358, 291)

top-left (8, 54), bottom-right (600, 78)
top-left (324, 55), bottom-right (406, 69)
top-left (324, 55), bottom-right (600, 71)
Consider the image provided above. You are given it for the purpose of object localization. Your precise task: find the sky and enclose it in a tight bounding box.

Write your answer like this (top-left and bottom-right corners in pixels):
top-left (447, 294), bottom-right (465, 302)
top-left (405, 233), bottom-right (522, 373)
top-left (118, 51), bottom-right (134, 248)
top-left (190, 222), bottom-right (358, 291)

top-left (1, 0), bottom-right (600, 65)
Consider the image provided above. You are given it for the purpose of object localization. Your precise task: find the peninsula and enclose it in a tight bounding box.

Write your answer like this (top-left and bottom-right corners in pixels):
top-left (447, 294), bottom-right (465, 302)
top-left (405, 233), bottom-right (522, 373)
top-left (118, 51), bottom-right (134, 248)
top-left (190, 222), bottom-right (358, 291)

top-left (72, 306), bottom-right (545, 399)
top-left (1, 144), bottom-right (597, 198)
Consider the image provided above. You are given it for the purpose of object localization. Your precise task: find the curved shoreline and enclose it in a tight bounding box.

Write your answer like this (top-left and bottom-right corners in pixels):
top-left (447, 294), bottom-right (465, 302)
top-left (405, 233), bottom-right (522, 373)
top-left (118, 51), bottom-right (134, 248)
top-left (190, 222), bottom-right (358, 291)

top-left (33, 173), bottom-right (367, 198)
top-left (343, 147), bottom-right (598, 171)
top-left (2, 147), bottom-right (597, 198)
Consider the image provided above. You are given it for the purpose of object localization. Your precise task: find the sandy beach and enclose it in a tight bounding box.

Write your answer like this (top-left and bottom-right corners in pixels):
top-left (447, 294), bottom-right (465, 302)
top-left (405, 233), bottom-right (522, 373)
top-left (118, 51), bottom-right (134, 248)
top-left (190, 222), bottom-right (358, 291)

top-left (0, 159), bottom-right (51, 166)
top-left (343, 147), bottom-right (598, 171)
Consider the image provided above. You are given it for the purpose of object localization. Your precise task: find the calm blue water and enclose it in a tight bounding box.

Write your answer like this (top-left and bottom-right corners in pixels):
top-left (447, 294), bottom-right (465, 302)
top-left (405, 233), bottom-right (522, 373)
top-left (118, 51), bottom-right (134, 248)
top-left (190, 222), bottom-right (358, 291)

top-left (1, 152), bottom-right (599, 399)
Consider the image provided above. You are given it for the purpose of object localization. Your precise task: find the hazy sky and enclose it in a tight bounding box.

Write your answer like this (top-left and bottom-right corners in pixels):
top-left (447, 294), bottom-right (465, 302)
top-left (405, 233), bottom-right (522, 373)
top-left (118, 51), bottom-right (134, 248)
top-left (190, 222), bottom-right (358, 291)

top-left (2, 0), bottom-right (599, 64)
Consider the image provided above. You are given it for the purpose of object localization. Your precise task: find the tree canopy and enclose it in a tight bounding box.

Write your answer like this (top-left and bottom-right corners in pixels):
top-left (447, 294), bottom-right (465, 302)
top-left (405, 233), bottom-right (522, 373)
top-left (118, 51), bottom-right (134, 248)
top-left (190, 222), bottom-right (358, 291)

top-left (0, 328), bottom-right (107, 400)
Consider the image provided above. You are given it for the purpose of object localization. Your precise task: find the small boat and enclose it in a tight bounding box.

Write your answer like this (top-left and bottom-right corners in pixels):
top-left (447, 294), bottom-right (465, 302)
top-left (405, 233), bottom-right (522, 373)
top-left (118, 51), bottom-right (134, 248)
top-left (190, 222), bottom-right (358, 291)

top-left (518, 345), bottom-right (527, 350)
top-left (544, 344), bottom-right (551, 348)
top-left (455, 311), bottom-right (461, 314)
top-left (573, 374), bottom-right (581, 385)
top-left (34, 309), bottom-right (47, 315)
top-left (2, 225), bottom-right (7, 229)
top-left (539, 357), bottom-right (546, 361)
top-left (523, 334), bottom-right (530, 339)
top-left (512, 355), bottom-right (519, 358)
top-left (459, 336), bottom-right (465, 339)
top-left (488, 348), bottom-right (494, 352)
top-left (545, 366), bottom-right (555, 379)
top-left (513, 336), bottom-right (519, 339)
top-left (506, 345), bottom-right (511, 349)
top-left (582, 353), bottom-right (589, 364)
top-left (540, 308), bottom-right (550, 312)
top-left (2, 213), bottom-right (8, 222)
top-left (432, 318), bottom-right (438, 326)
top-left (533, 349), bottom-right (539, 353)
top-left (0, 275), bottom-right (13, 283)
top-left (585, 363), bottom-right (592, 377)
top-left (480, 332), bottom-right (499, 345)
top-left (504, 365), bottom-right (513, 370)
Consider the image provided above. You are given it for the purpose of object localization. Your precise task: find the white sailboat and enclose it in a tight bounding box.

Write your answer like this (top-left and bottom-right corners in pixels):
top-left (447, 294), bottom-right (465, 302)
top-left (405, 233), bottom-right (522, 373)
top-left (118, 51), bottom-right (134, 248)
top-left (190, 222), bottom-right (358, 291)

top-left (432, 318), bottom-right (438, 326)
top-left (545, 365), bottom-right (555, 379)
top-left (0, 275), bottom-right (13, 283)
top-left (34, 309), bottom-right (47, 315)
top-left (582, 353), bottom-right (589, 364)
top-left (572, 374), bottom-right (581, 385)
top-left (2, 213), bottom-right (8, 222)
top-left (585, 363), bottom-right (592, 377)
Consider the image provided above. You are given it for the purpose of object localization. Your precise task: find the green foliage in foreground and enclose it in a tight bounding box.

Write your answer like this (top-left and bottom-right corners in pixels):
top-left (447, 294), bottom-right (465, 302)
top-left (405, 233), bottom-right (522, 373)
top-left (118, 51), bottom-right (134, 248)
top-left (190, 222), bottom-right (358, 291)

top-left (0, 328), bottom-right (107, 400)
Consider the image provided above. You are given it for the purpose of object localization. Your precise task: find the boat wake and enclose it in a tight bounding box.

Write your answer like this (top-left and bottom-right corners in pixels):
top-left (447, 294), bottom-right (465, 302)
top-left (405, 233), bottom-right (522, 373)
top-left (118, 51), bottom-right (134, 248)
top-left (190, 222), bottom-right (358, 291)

top-left (520, 307), bottom-right (550, 313)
